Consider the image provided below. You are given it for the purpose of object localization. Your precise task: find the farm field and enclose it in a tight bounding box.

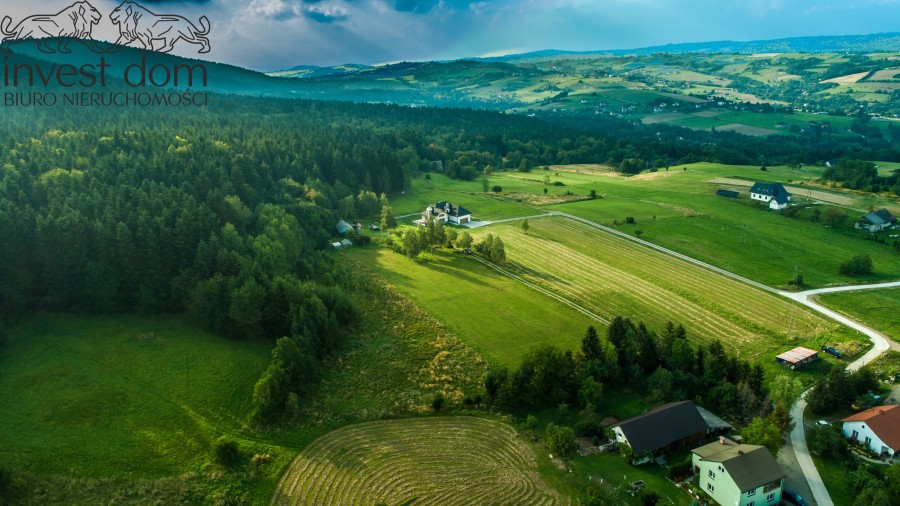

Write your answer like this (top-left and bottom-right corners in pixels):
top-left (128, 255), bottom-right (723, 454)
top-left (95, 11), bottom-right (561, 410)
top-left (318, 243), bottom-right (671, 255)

top-left (814, 288), bottom-right (900, 342)
top-left (472, 217), bottom-right (861, 363)
top-left (345, 246), bottom-right (597, 366)
top-left (429, 163), bottom-right (900, 288)
top-left (270, 417), bottom-right (561, 506)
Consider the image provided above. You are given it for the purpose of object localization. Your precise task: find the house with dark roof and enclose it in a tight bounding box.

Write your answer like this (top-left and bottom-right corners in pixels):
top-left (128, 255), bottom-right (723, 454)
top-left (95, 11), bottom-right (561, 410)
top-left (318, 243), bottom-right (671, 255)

top-left (855, 209), bottom-right (897, 233)
top-left (692, 438), bottom-right (785, 506)
top-left (611, 401), bottom-right (710, 463)
top-left (420, 201), bottom-right (472, 225)
top-left (842, 405), bottom-right (900, 457)
top-left (749, 182), bottom-right (791, 210)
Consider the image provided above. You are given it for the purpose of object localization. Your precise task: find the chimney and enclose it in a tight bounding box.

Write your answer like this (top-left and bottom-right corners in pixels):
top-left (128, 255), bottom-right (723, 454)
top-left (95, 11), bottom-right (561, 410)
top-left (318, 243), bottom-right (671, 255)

top-left (719, 436), bottom-right (725, 445)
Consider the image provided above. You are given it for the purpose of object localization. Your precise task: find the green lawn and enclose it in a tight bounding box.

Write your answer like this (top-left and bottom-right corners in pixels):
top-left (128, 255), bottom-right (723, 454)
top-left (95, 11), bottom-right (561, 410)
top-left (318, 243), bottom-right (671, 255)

top-left (812, 455), bottom-right (854, 506)
top-left (815, 288), bottom-right (900, 342)
top-left (0, 313), bottom-right (273, 479)
top-left (344, 246), bottom-right (596, 367)
top-left (538, 451), bottom-right (692, 506)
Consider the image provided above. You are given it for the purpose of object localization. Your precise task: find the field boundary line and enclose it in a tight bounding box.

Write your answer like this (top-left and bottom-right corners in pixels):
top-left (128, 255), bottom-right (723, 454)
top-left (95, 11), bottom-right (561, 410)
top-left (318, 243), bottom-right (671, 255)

top-left (467, 254), bottom-right (610, 326)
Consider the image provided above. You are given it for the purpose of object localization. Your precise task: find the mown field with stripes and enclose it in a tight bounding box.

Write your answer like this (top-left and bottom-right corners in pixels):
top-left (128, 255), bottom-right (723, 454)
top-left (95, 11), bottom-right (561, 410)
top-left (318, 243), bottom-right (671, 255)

top-left (270, 417), bottom-right (561, 506)
top-left (474, 217), bottom-right (858, 360)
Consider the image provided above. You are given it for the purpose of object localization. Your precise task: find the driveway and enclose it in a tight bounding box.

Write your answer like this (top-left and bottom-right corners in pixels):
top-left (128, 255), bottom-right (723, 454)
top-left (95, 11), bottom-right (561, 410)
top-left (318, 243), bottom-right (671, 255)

top-left (778, 432), bottom-right (817, 506)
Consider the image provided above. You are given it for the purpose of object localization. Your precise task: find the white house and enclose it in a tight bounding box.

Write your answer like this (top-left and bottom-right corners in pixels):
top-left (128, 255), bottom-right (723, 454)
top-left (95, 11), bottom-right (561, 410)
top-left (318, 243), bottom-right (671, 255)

top-left (855, 209), bottom-right (897, 233)
top-left (420, 202), bottom-right (472, 225)
top-left (749, 182), bottom-right (791, 210)
top-left (842, 405), bottom-right (900, 458)
top-left (692, 438), bottom-right (785, 506)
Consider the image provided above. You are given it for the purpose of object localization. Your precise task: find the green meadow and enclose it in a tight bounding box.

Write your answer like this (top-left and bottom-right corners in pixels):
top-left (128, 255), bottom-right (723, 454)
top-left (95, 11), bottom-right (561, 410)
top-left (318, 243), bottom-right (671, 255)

top-left (344, 246), bottom-right (597, 367)
top-left (0, 313), bottom-right (273, 479)
top-left (815, 288), bottom-right (900, 342)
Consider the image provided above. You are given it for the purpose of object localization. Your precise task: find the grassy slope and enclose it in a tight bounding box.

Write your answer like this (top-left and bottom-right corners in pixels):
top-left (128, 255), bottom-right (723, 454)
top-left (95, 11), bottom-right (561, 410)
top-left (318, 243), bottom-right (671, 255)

top-left (814, 288), bottom-right (900, 342)
top-left (344, 246), bottom-right (596, 367)
top-left (418, 163), bottom-right (900, 288)
top-left (0, 313), bottom-right (272, 478)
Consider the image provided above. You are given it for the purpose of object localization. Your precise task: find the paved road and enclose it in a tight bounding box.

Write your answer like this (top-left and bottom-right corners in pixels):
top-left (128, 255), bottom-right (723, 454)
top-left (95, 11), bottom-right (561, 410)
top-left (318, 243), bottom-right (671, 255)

top-left (779, 282), bottom-right (900, 506)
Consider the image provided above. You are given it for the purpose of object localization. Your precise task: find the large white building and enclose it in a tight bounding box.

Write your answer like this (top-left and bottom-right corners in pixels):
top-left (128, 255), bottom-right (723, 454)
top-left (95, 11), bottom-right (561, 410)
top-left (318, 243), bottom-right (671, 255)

top-left (420, 201), bottom-right (472, 225)
top-left (749, 182), bottom-right (791, 210)
top-left (842, 405), bottom-right (900, 458)
top-left (692, 438), bottom-right (785, 506)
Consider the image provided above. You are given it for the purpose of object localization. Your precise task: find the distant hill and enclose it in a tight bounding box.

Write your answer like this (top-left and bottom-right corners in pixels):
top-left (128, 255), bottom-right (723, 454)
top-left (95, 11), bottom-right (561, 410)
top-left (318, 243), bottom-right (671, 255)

top-left (480, 32), bottom-right (900, 62)
top-left (267, 63), bottom-right (371, 79)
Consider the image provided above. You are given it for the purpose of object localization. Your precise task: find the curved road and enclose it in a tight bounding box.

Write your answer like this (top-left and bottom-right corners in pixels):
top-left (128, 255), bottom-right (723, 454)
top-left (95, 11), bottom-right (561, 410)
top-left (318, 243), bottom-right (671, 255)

top-left (779, 281), bottom-right (900, 506)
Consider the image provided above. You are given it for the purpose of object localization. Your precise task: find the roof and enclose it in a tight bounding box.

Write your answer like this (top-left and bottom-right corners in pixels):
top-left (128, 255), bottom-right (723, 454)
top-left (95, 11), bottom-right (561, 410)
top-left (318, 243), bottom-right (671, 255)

top-left (776, 346), bottom-right (818, 364)
top-left (843, 405), bottom-right (900, 449)
top-left (693, 439), bottom-right (785, 492)
top-left (750, 182), bottom-right (791, 203)
top-left (860, 209), bottom-right (896, 226)
top-left (336, 219), bottom-right (353, 234)
top-left (716, 189), bottom-right (739, 198)
top-left (431, 201), bottom-right (471, 217)
top-left (697, 405), bottom-right (734, 431)
top-left (614, 401), bottom-right (708, 455)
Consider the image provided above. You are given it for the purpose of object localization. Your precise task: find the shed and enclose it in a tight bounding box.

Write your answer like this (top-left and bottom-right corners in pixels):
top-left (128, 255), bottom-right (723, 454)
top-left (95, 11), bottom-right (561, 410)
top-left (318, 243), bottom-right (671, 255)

top-left (775, 346), bottom-right (818, 368)
top-left (340, 239), bottom-right (353, 248)
top-left (716, 189), bottom-right (739, 198)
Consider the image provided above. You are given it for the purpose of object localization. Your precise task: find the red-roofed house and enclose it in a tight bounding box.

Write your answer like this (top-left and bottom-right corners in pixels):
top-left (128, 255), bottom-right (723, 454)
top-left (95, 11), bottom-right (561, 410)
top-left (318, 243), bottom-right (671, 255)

top-left (842, 405), bottom-right (900, 458)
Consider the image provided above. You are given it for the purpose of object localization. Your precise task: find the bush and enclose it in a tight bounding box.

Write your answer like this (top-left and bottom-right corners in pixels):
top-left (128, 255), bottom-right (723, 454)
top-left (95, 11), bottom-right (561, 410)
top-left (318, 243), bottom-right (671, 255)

top-left (213, 438), bottom-right (241, 467)
top-left (808, 425), bottom-right (849, 459)
top-left (492, 185), bottom-right (503, 193)
top-left (666, 459), bottom-right (693, 481)
top-left (0, 464), bottom-right (12, 501)
top-left (839, 254), bottom-right (873, 276)
top-left (638, 489), bottom-right (660, 506)
top-left (431, 393), bottom-right (445, 412)
top-left (625, 217), bottom-right (636, 224)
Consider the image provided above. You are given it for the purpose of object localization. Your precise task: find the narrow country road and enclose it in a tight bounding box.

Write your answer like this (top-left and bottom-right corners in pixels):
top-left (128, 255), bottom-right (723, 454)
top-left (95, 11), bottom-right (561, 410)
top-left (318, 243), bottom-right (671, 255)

top-left (779, 282), bottom-right (900, 506)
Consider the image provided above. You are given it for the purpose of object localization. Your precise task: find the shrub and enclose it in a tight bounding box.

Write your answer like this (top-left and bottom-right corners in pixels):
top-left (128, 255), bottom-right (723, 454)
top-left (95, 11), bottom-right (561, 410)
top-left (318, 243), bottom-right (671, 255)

top-left (213, 438), bottom-right (241, 467)
top-left (666, 459), bottom-right (693, 481)
top-left (839, 254), bottom-right (873, 276)
top-left (492, 185), bottom-right (503, 193)
top-left (625, 217), bottom-right (636, 224)
top-left (431, 393), bottom-right (445, 412)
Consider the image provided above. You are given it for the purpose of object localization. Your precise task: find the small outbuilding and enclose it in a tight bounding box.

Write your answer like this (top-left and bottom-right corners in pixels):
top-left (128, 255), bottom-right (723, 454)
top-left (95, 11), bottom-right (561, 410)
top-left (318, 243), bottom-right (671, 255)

top-left (716, 189), bottom-right (739, 198)
top-left (775, 346), bottom-right (818, 369)
top-left (855, 209), bottom-right (896, 233)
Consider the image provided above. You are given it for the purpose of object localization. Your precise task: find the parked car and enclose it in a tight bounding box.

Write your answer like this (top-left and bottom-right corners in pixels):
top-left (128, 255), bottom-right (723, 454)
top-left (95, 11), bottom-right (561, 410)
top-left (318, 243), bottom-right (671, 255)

top-left (816, 420), bottom-right (830, 427)
top-left (783, 489), bottom-right (807, 506)
top-left (821, 345), bottom-right (843, 359)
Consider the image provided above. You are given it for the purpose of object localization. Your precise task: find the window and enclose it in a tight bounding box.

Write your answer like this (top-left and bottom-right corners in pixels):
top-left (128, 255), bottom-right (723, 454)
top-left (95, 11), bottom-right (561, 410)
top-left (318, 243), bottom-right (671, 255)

top-left (766, 493), bottom-right (775, 502)
top-left (708, 470), bottom-right (715, 479)
top-left (707, 483), bottom-right (714, 492)
top-left (747, 488), bottom-right (756, 497)
top-left (748, 502), bottom-right (754, 506)
top-left (866, 436), bottom-right (872, 446)
top-left (852, 429), bottom-right (859, 439)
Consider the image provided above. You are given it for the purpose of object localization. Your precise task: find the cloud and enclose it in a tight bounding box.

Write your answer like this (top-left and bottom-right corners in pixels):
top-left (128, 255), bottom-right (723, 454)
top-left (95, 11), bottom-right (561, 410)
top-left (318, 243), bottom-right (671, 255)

top-left (304, 4), bottom-right (350, 22)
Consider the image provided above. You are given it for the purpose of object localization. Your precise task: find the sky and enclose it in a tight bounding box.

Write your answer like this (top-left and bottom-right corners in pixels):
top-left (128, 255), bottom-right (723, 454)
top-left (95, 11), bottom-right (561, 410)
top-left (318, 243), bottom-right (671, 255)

top-left (5, 0), bottom-right (900, 70)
